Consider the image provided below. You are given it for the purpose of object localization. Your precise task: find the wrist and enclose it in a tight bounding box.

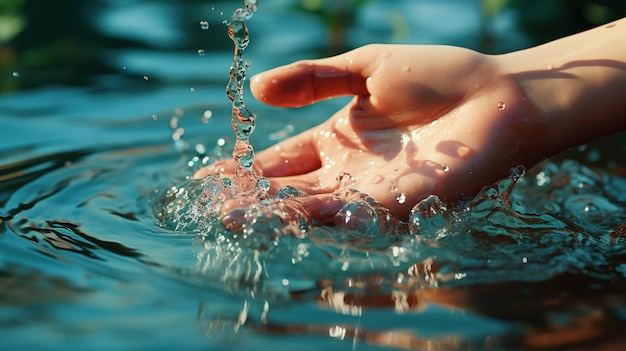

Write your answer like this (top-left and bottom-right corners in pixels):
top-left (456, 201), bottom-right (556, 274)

top-left (501, 18), bottom-right (626, 155)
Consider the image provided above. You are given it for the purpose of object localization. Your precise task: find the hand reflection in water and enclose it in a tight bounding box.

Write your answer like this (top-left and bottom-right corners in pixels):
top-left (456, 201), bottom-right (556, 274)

top-left (194, 19), bottom-right (626, 222)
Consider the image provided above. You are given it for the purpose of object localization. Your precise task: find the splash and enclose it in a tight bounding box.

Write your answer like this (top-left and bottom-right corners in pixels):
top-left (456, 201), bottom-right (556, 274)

top-left (158, 1), bottom-right (626, 317)
top-left (226, 0), bottom-right (268, 197)
top-left (158, 0), bottom-right (317, 240)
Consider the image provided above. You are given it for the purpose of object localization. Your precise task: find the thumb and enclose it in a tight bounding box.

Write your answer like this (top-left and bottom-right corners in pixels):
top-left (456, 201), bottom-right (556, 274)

top-left (250, 47), bottom-right (373, 108)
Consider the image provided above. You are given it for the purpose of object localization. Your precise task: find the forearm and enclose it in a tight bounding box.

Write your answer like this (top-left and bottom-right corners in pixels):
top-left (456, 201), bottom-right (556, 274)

top-left (501, 17), bottom-right (626, 154)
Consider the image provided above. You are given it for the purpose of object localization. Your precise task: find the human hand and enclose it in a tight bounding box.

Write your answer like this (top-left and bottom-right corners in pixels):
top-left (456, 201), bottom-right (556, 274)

top-left (195, 44), bottom-right (547, 221)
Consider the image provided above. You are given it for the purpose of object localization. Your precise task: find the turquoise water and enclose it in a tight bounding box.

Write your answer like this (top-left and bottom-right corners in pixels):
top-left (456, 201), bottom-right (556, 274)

top-left (2, 1), bottom-right (626, 350)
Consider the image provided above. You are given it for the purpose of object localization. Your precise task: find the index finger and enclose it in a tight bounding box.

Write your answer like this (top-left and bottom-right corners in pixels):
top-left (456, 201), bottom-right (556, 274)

top-left (250, 46), bottom-right (377, 108)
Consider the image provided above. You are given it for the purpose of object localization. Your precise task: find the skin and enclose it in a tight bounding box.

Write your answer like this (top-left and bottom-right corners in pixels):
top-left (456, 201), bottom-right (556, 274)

top-left (195, 18), bottom-right (626, 223)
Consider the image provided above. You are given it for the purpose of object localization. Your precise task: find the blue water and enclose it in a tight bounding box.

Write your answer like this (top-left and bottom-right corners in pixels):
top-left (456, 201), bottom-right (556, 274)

top-left (2, 1), bottom-right (626, 350)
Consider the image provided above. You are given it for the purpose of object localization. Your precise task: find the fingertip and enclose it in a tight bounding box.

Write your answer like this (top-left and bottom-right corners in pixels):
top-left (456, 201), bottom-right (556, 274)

top-left (250, 63), bottom-right (314, 107)
top-left (251, 54), bottom-right (370, 108)
top-left (249, 73), bottom-right (268, 103)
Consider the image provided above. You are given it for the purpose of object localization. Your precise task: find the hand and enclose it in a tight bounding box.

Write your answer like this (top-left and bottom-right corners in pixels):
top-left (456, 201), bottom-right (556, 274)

top-left (195, 44), bottom-right (546, 220)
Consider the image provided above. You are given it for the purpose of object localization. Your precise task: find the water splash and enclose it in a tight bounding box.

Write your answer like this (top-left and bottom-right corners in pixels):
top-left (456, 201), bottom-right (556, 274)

top-left (226, 1), bottom-right (267, 197)
top-left (154, 6), bottom-right (626, 341)
top-left (157, 1), bottom-right (270, 234)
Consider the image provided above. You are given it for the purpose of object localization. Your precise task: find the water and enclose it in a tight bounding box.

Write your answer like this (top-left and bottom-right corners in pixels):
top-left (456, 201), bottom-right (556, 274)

top-left (2, 1), bottom-right (626, 350)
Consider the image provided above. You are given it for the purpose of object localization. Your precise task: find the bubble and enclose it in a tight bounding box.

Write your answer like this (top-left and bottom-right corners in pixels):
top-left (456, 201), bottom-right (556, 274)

top-left (12, 71), bottom-right (20, 78)
top-left (442, 165), bottom-right (449, 172)
top-left (152, 114), bottom-right (158, 121)
top-left (237, 200), bottom-right (312, 240)
top-left (190, 87), bottom-right (196, 93)
top-left (199, 20), bottom-right (210, 30)
top-left (197, 49), bottom-right (205, 56)
top-left (402, 66), bottom-right (411, 72)
top-left (143, 75), bottom-right (149, 81)
top-left (336, 200), bottom-right (379, 237)
top-left (497, 102), bottom-right (506, 110)
top-left (409, 195), bottom-right (449, 239)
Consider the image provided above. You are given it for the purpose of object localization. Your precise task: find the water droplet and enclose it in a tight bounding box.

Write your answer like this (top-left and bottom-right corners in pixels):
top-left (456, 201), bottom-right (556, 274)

top-left (169, 117), bottom-right (178, 129)
top-left (497, 102), bottom-right (506, 110)
top-left (244, 60), bottom-right (251, 68)
top-left (172, 127), bottom-right (185, 141)
top-left (199, 20), bottom-right (210, 30)
top-left (122, 66), bottom-right (127, 70)
top-left (510, 165), bottom-right (526, 180)
top-left (442, 165), bottom-right (449, 172)
top-left (402, 66), bottom-right (411, 72)
top-left (195, 143), bottom-right (206, 154)
top-left (583, 203), bottom-right (598, 214)
top-left (197, 49), bottom-right (205, 56)
top-left (395, 193), bottom-right (406, 204)
top-left (202, 110), bottom-right (213, 123)
top-left (12, 71), bottom-right (20, 78)
top-left (152, 114), bottom-right (158, 121)
top-left (143, 75), bottom-right (149, 81)
top-left (190, 87), bottom-right (195, 93)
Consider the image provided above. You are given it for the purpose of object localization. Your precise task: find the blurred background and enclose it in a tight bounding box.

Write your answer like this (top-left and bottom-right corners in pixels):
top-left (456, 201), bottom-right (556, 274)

top-left (2, 0), bottom-right (626, 93)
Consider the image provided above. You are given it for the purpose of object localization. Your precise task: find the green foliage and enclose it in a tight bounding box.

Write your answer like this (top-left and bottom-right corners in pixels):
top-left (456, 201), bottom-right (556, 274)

top-left (0, 0), bottom-right (26, 44)
top-left (291, 0), bottom-right (372, 53)
top-left (481, 0), bottom-right (511, 19)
